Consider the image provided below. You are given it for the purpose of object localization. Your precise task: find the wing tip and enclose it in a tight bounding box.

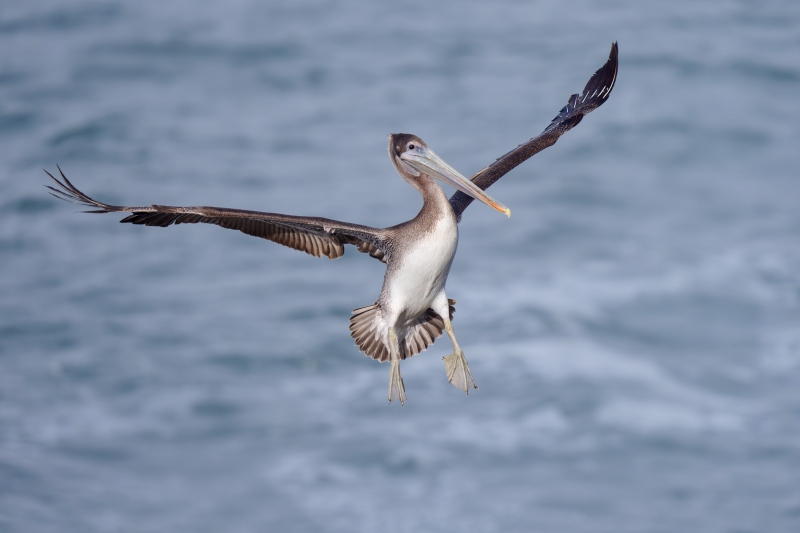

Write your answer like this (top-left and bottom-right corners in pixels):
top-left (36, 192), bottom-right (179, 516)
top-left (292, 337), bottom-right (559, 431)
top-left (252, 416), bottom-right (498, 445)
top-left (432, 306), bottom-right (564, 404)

top-left (44, 165), bottom-right (120, 213)
top-left (544, 40), bottom-right (619, 132)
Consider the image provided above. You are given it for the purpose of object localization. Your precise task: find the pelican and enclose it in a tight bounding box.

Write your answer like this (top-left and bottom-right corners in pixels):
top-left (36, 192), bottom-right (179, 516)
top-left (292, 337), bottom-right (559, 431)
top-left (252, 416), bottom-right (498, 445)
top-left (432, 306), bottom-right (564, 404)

top-left (46, 42), bottom-right (618, 404)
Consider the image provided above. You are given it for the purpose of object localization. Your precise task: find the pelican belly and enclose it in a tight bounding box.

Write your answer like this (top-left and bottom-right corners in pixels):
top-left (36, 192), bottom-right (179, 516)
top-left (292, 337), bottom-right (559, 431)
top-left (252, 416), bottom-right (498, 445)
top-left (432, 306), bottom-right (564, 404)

top-left (385, 216), bottom-right (458, 324)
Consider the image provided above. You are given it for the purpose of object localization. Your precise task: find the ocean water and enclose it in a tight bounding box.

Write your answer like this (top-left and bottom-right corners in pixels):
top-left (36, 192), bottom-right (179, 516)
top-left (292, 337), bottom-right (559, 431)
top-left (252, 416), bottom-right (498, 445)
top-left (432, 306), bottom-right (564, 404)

top-left (2, 1), bottom-right (799, 531)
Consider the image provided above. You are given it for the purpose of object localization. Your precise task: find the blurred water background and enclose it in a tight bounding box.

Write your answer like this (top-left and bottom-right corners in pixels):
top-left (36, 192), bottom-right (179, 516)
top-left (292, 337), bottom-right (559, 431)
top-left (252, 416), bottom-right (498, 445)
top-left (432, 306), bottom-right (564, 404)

top-left (2, 1), bottom-right (800, 531)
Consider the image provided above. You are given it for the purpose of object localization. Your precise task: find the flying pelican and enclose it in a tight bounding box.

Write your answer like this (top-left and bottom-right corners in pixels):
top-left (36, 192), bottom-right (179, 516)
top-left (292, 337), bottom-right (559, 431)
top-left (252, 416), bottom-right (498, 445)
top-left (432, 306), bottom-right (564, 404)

top-left (46, 42), bottom-right (618, 404)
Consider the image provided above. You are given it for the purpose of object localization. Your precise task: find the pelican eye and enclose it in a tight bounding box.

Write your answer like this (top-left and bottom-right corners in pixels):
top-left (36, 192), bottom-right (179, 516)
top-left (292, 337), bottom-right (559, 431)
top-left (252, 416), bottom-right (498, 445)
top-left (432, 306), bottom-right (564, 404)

top-left (408, 143), bottom-right (416, 150)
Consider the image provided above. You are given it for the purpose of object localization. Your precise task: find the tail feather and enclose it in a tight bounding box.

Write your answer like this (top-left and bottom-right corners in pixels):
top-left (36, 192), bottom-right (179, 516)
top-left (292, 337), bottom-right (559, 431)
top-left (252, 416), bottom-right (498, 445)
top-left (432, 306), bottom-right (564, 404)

top-left (349, 300), bottom-right (456, 362)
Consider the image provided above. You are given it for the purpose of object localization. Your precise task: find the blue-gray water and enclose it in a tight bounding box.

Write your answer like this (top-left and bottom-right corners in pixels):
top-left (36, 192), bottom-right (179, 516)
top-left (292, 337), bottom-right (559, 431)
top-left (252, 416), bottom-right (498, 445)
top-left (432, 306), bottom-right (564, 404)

top-left (2, 1), bottom-right (800, 532)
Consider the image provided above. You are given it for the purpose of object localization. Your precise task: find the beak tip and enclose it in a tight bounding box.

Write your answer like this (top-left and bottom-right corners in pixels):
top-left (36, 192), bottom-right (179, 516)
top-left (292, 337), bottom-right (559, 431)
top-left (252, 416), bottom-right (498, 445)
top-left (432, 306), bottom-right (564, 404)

top-left (504, 208), bottom-right (511, 218)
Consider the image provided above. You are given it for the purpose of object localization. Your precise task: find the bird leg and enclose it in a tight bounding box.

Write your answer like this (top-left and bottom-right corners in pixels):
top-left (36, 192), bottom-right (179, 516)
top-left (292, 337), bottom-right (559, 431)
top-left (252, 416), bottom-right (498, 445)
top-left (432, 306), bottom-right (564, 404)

top-left (387, 327), bottom-right (407, 405)
top-left (442, 318), bottom-right (478, 394)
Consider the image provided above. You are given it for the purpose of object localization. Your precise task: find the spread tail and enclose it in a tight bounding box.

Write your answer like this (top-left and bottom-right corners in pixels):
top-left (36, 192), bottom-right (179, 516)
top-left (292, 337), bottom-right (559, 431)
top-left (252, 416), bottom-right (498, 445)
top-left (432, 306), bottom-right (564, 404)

top-left (349, 300), bottom-right (456, 362)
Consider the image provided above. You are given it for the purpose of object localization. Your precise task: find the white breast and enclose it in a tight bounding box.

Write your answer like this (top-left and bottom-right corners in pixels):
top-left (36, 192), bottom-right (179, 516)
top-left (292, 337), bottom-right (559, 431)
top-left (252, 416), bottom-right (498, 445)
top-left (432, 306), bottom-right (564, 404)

top-left (386, 216), bottom-right (458, 323)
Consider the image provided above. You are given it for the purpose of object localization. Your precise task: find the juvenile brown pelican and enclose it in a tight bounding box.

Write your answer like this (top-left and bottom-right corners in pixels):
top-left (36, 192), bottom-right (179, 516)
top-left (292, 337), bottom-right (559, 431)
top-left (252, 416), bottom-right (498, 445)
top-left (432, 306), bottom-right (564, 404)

top-left (46, 42), bottom-right (618, 404)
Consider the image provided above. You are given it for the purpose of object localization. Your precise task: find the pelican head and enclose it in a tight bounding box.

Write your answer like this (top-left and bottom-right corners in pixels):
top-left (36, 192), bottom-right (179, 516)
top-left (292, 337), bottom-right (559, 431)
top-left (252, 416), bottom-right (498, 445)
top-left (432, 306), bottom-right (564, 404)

top-left (389, 133), bottom-right (510, 217)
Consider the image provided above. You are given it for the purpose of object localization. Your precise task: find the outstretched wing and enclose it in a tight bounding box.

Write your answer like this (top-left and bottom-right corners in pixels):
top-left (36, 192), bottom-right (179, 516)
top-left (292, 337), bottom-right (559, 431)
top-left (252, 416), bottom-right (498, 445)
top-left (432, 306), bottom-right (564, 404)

top-left (45, 167), bottom-right (390, 263)
top-left (449, 42), bottom-right (618, 219)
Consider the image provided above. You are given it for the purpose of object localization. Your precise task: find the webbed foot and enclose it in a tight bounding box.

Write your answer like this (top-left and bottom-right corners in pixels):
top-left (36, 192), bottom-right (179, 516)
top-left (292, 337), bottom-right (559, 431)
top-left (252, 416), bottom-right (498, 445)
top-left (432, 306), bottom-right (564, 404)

top-left (443, 351), bottom-right (478, 394)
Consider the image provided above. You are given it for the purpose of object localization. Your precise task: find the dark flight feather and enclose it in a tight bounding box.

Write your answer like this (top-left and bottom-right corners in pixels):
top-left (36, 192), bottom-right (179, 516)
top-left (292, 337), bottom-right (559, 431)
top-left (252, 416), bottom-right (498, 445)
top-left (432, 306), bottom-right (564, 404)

top-left (449, 42), bottom-right (618, 220)
top-left (45, 166), bottom-right (389, 262)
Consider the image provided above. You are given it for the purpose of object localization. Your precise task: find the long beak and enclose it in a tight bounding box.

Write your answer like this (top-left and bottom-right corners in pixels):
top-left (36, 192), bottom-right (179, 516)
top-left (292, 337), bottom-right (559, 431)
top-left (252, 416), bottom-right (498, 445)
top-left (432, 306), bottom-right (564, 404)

top-left (401, 147), bottom-right (511, 217)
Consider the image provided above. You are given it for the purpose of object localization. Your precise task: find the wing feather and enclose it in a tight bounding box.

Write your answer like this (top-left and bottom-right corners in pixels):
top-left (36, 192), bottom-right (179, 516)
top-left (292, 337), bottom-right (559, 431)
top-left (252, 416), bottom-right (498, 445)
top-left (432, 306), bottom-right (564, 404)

top-left (449, 42), bottom-right (618, 219)
top-left (45, 167), bottom-right (389, 262)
